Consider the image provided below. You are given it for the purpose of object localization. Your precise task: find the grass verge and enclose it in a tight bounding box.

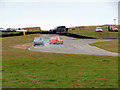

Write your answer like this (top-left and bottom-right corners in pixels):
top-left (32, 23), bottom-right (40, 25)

top-left (1, 32), bottom-right (21, 35)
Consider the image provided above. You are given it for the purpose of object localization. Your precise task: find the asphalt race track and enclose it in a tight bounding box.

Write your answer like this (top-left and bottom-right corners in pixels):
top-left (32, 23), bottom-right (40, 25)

top-left (28, 34), bottom-right (118, 56)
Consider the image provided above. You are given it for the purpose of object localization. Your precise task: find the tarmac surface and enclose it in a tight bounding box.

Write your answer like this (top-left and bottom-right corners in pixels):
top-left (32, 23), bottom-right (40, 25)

top-left (28, 34), bottom-right (118, 56)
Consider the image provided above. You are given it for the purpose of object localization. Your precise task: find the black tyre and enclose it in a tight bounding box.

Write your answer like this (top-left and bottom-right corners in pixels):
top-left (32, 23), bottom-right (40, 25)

top-left (67, 33), bottom-right (69, 35)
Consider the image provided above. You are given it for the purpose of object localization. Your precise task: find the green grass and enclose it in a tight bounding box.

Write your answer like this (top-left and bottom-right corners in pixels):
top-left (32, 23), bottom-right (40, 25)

top-left (2, 34), bottom-right (118, 88)
top-left (90, 39), bottom-right (118, 53)
top-left (69, 27), bottom-right (118, 39)
top-left (1, 32), bottom-right (21, 35)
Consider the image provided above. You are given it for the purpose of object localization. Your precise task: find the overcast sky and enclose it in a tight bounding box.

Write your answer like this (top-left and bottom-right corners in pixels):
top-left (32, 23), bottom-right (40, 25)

top-left (0, 0), bottom-right (119, 30)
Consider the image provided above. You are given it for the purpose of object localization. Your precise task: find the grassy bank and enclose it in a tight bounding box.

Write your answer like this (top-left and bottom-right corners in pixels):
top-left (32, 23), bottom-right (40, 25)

top-left (69, 26), bottom-right (118, 39)
top-left (1, 32), bottom-right (21, 35)
top-left (2, 34), bottom-right (118, 88)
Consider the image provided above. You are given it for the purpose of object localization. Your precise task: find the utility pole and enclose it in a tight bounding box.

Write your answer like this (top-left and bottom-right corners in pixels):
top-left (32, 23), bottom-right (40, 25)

top-left (114, 19), bottom-right (116, 26)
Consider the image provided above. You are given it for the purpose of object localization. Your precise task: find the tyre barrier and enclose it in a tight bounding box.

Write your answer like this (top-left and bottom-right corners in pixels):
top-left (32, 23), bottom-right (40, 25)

top-left (0, 31), bottom-right (95, 39)
top-left (60, 33), bottom-right (96, 39)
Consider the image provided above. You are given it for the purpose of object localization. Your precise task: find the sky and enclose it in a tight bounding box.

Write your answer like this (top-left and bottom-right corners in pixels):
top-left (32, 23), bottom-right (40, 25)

top-left (0, 0), bottom-right (119, 30)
